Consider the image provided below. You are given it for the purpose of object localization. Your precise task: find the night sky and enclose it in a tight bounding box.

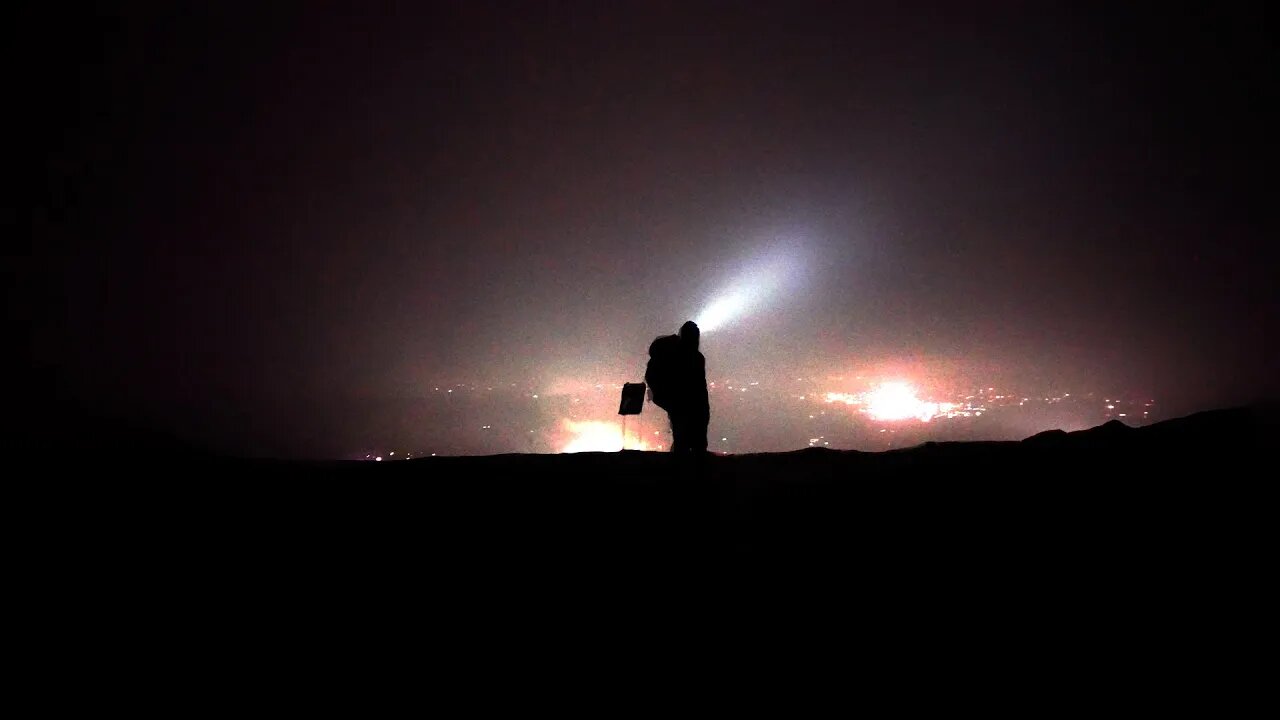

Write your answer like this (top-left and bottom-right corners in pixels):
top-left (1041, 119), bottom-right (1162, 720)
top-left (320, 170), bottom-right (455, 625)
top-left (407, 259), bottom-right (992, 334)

top-left (17, 2), bottom-right (1276, 458)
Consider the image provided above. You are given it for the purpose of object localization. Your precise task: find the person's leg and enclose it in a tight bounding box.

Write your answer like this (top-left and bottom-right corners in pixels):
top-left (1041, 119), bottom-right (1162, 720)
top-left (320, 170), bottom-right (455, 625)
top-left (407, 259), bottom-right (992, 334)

top-left (668, 412), bottom-right (683, 452)
top-left (692, 413), bottom-right (709, 453)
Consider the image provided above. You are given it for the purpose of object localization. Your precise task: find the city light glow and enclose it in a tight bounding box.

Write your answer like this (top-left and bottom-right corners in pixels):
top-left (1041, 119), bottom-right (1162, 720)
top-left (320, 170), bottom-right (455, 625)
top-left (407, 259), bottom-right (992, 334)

top-left (826, 381), bottom-right (960, 422)
top-left (559, 419), bottom-right (653, 453)
top-left (354, 373), bottom-right (1151, 458)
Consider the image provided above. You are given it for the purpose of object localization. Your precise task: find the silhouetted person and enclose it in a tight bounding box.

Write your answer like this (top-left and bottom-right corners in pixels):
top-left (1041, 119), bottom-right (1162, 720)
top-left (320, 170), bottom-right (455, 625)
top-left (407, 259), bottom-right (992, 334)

top-left (645, 320), bottom-right (710, 455)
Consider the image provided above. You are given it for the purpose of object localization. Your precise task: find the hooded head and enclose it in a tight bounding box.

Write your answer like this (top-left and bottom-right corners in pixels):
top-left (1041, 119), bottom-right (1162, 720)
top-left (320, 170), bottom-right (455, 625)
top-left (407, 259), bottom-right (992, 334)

top-left (679, 320), bottom-right (700, 351)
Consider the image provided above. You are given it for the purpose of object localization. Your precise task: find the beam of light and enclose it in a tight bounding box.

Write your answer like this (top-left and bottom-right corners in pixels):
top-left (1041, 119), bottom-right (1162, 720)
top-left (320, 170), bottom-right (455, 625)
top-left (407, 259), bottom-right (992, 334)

top-left (692, 238), bottom-right (809, 334)
top-left (558, 419), bottom-right (652, 453)
top-left (694, 294), bottom-right (746, 333)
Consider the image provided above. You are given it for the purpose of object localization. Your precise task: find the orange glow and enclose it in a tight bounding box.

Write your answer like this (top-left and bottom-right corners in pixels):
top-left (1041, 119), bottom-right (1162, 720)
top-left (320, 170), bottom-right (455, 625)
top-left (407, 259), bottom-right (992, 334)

top-left (826, 381), bottom-right (958, 422)
top-left (558, 419), bottom-right (652, 453)
top-left (866, 382), bottom-right (933, 421)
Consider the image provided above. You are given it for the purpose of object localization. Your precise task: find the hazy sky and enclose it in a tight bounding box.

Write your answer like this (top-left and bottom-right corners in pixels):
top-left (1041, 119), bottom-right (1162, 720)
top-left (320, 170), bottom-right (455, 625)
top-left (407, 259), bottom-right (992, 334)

top-left (19, 1), bottom-right (1275, 457)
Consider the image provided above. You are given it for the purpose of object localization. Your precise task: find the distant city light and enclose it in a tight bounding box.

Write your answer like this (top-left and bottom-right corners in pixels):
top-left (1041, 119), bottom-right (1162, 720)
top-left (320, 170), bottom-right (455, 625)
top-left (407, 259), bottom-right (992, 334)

top-left (559, 419), bottom-right (650, 453)
top-left (356, 372), bottom-right (1157, 456)
top-left (864, 382), bottom-right (939, 422)
top-left (825, 381), bottom-right (965, 422)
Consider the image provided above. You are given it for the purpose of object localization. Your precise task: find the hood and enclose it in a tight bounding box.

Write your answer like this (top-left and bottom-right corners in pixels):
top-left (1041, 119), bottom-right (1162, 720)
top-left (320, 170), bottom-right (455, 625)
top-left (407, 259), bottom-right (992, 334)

top-left (679, 320), bottom-right (700, 351)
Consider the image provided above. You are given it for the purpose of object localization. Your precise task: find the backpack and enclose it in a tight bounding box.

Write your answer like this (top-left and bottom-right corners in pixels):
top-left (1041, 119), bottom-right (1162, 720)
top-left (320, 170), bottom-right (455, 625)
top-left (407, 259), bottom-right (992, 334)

top-left (644, 334), bottom-right (679, 410)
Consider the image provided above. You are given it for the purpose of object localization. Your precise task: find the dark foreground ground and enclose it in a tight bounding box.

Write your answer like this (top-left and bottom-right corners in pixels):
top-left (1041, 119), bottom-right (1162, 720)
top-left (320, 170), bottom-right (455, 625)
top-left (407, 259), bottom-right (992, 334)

top-left (35, 405), bottom-right (1274, 700)
top-left (66, 403), bottom-right (1273, 575)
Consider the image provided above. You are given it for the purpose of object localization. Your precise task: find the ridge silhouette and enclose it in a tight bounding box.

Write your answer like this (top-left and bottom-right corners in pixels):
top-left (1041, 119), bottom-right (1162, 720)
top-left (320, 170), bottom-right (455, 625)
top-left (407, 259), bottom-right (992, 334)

top-left (52, 402), bottom-right (1273, 669)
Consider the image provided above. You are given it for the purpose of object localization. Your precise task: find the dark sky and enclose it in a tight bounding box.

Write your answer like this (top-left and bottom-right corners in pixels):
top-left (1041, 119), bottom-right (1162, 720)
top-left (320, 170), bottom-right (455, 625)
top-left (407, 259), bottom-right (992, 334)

top-left (17, 1), bottom-right (1276, 457)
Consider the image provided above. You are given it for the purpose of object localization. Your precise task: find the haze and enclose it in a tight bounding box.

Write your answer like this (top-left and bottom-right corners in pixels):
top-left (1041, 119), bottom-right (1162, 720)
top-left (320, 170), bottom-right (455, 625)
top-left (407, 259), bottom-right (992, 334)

top-left (17, 2), bottom-right (1275, 458)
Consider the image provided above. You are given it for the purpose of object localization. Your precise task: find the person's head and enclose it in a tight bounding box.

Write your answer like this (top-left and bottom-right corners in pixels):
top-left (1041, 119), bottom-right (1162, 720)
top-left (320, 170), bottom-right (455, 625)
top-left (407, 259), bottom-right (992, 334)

top-left (679, 320), bottom-right (700, 351)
